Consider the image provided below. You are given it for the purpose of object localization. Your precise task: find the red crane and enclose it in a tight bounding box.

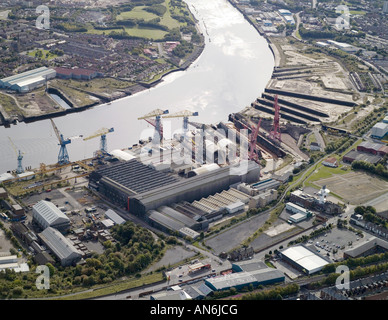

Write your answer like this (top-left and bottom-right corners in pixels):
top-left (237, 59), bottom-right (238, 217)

top-left (269, 95), bottom-right (282, 143)
top-left (249, 118), bottom-right (262, 163)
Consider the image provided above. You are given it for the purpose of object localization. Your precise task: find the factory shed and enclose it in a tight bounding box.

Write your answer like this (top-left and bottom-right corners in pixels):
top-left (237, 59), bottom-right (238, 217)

top-left (280, 245), bottom-right (329, 275)
top-left (130, 161), bottom-right (260, 216)
top-left (251, 179), bottom-right (281, 193)
top-left (32, 200), bottom-right (70, 232)
top-left (371, 123), bottom-right (388, 139)
top-left (0, 67), bottom-right (56, 93)
top-left (343, 237), bottom-right (388, 259)
top-left (105, 209), bottom-right (125, 225)
top-left (343, 150), bottom-right (382, 164)
top-left (357, 141), bottom-right (387, 155)
top-left (158, 206), bottom-right (200, 230)
top-left (147, 210), bottom-right (185, 233)
top-left (232, 259), bottom-right (268, 272)
top-left (38, 227), bottom-right (82, 266)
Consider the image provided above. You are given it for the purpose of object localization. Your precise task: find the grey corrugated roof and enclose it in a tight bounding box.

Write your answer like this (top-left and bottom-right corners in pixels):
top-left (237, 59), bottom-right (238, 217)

top-left (32, 200), bottom-right (69, 227)
top-left (147, 210), bottom-right (185, 232)
top-left (133, 161), bottom-right (260, 206)
top-left (39, 227), bottom-right (81, 262)
top-left (158, 206), bottom-right (197, 228)
top-left (105, 209), bottom-right (125, 225)
top-left (96, 159), bottom-right (177, 194)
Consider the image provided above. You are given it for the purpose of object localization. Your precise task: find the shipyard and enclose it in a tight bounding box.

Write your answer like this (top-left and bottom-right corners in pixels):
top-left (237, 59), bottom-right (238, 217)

top-left (0, 0), bottom-right (387, 303)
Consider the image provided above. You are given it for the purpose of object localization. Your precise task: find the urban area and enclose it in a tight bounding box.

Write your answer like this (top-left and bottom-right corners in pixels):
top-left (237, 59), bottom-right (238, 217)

top-left (0, 0), bottom-right (387, 303)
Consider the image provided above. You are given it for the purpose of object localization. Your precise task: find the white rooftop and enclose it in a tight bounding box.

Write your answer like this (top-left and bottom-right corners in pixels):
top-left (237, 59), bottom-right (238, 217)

top-left (281, 245), bottom-right (329, 274)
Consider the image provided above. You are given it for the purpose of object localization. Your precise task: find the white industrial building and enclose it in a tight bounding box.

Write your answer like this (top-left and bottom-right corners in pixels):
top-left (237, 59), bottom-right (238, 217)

top-left (32, 200), bottom-right (70, 232)
top-left (281, 245), bottom-right (330, 275)
top-left (0, 255), bottom-right (29, 273)
top-left (371, 122), bottom-right (388, 139)
top-left (38, 227), bottom-right (82, 266)
top-left (286, 202), bottom-right (312, 224)
top-left (0, 67), bottom-right (56, 93)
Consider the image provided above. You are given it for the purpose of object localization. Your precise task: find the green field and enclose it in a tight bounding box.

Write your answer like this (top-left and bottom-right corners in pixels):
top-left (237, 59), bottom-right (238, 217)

top-left (27, 49), bottom-right (57, 60)
top-left (117, 6), bottom-right (161, 22)
top-left (113, 0), bottom-right (189, 40)
top-left (123, 27), bottom-right (168, 40)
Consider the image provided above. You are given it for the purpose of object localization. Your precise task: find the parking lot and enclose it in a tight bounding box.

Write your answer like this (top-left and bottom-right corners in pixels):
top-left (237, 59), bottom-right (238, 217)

top-left (305, 226), bottom-right (364, 262)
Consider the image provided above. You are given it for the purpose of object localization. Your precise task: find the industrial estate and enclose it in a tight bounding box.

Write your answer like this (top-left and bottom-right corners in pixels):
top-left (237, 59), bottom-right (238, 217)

top-left (0, 0), bottom-right (388, 303)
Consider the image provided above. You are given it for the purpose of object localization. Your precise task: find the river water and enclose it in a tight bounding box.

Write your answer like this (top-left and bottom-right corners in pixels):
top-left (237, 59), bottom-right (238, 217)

top-left (0, 0), bottom-right (274, 173)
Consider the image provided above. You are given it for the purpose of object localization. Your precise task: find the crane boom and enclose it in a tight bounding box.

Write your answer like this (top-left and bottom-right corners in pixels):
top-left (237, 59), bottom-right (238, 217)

top-left (138, 109), bottom-right (169, 120)
top-left (50, 119), bottom-right (62, 144)
top-left (83, 127), bottom-right (114, 141)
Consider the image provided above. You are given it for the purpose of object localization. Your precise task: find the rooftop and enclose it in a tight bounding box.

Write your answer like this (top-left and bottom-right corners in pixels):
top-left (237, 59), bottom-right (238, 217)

top-left (281, 245), bottom-right (329, 274)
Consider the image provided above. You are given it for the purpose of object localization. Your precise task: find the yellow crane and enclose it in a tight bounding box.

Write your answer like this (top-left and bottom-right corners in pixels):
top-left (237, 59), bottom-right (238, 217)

top-left (163, 110), bottom-right (199, 133)
top-left (83, 127), bottom-right (114, 155)
top-left (8, 136), bottom-right (25, 174)
top-left (138, 109), bottom-right (169, 141)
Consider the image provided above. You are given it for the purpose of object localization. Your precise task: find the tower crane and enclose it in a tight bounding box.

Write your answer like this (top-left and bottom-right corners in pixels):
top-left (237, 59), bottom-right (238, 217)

top-left (50, 119), bottom-right (71, 165)
top-left (138, 109), bottom-right (169, 142)
top-left (162, 110), bottom-right (199, 134)
top-left (8, 137), bottom-right (24, 174)
top-left (83, 127), bottom-right (114, 155)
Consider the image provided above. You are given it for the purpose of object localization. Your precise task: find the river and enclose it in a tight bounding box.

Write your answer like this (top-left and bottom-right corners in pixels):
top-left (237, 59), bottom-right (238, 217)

top-left (0, 0), bottom-right (274, 174)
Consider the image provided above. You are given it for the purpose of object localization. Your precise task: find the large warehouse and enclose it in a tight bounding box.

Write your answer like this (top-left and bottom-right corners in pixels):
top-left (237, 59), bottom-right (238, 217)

top-left (88, 159), bottom-right (179, 209)
top-left (129, 161), bottom-right (260, 216)
top-left (371, 122), bottom-right (388, 139)
top-left (32, 200), bottom-right (70, 232)
top-left (38, 227), bottom-right (82, 267)
top-left (280, 245), bottom-right (330, 275)
top-left (205, 268), bottom-right (285, 291)
top-left (0, 67), bottom-right (56, 93)
top-left (90, 159), bottom-right (260, 217)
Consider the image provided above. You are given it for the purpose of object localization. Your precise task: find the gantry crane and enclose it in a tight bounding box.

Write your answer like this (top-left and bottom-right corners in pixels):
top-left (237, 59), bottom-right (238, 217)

top-left (50, 119), bottom-right (71, 165)
top-left (138, 109), bottom-right (169, 142)
top-left (8, 137), bottom-right (24, 174)
top-left (83, 127), bottom-right (114, 156)
top-left (162, 110), bottom-right (199, 135)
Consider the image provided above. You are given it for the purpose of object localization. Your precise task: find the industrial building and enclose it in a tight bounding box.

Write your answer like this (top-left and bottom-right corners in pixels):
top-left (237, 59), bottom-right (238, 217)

top-left (32, 200), bottom-right (70, 232)
top-left (147, 210), bottom-right (197, 239)
top-left (54, 67), bottom-right (103, 80)
top-left (343, 150), bottom-right (382, 164)
top-left (289, 188), bottom-right (343, 215)
top-left (357, 141), bottom-right (388, 156)
top-left (205, 268), bottom-right (285, 291)
top-left (129, 161), bottom-right (260, 216)
top-left (280, 245), bottom-right (330, 275)
top-left (248, 189), bottom-right (278, 209)
top-left (104, 209), bottom-right (125, 225)
top-left (371, 122), bottom-right (388, 139)
top-left (88, 159), bottom-right (179, 210)
top-left (0, 255), bottom-right (29, 273)
top-left (286, 202), bottom-right (313, 223)
top-left (0, 67), bottom-right (56, 93)
top-left (343, 237), bottom-right (388, 259)
top-left (249, 179), bottom-right (281, 194)
top-left (38, 227), bottom-right (82, 267)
